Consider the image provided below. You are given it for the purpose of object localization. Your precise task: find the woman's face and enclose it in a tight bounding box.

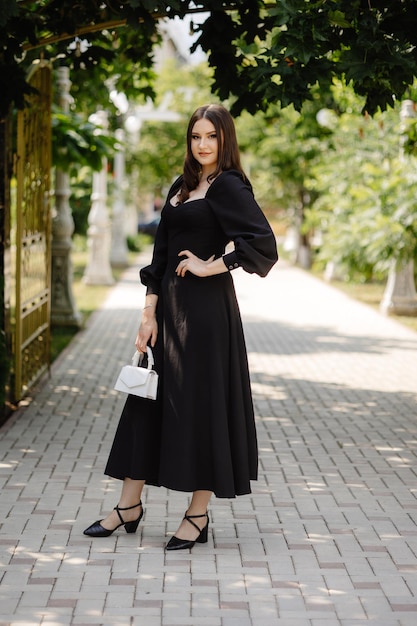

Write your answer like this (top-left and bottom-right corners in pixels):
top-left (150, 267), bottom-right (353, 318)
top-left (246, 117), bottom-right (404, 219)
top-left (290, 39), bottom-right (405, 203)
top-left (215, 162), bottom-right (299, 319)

top-left (190, 118), bottom-right (219, 174)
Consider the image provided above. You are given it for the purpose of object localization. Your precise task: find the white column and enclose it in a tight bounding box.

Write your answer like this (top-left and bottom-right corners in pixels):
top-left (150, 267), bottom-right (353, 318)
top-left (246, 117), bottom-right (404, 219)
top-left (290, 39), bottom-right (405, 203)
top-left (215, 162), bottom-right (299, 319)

top-left (110, 129), bottom-right (129, 267)
top-left (83, 111), bottom-right (114, 285)
top-left (51, 66), bottom-right (82, 326)
top-left (381, 259), bottom-right (417, 316)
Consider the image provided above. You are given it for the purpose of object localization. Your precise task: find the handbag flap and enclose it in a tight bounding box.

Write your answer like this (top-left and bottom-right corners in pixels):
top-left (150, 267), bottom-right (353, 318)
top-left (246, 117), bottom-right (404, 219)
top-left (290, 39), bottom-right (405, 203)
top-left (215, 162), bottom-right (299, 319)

top-left (118, 365), bottom-right (155, 389)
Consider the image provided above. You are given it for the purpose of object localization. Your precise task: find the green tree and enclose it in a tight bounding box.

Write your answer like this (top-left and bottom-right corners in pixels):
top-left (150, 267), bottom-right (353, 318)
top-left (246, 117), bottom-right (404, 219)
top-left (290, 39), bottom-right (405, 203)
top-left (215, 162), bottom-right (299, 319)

top-left (216, 0), bottom-right (417, 116)
top-left (125, 60), bottom-right (218, 211)
top-left (52, 106), bottom-right (116, 174)
top-left (231, 90), bottom-right (336, 266)
top-left (2, 1), bottom-right (417, 117)
top-left (305, 91), bottom-right (417, 282)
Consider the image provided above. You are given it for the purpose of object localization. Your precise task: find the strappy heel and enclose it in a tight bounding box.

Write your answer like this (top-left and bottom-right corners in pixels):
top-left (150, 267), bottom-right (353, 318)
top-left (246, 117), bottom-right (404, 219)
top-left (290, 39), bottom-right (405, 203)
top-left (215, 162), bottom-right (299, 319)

top-left (83, 501), bottom-right (144, 537)
top-left (165, 512), bottom-right (209, 551)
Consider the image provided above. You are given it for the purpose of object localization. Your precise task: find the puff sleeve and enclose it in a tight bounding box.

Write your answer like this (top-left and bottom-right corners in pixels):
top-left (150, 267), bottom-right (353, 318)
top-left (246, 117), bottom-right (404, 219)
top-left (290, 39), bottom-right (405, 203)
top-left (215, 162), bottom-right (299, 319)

top-left (207, 170), bottom-right (278, 277)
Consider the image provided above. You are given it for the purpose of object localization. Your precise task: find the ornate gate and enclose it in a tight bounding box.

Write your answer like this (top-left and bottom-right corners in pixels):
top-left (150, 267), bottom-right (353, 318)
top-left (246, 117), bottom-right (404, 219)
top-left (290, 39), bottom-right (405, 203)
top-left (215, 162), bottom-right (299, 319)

top-left (13, 62), bottom-right (52, 400)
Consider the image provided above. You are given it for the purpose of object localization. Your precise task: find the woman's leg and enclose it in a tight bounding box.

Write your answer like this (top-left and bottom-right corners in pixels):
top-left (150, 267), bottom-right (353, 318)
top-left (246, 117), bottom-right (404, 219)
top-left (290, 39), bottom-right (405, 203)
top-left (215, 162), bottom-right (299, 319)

top-left (172, 489), bottom-right (212, 540)
top-left (99, 477), bottom-right (145, 530)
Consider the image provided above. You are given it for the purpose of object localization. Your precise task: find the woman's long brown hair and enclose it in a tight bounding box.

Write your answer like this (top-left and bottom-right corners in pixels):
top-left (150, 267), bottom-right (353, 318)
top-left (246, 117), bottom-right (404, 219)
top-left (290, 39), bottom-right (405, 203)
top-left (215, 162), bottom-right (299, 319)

top-left (177, 104), bottom-right (247, 203)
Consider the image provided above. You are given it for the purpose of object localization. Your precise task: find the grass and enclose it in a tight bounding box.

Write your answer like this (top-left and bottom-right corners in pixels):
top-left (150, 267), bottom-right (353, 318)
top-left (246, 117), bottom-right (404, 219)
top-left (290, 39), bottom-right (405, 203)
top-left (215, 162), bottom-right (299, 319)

top-left (319, 275), bottom-right (417, 333)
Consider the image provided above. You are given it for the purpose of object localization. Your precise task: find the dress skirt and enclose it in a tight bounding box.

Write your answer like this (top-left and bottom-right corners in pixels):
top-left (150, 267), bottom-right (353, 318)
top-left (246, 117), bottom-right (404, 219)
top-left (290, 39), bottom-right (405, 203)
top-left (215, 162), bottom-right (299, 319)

top-left (105, 264), bottom-right (258, 498)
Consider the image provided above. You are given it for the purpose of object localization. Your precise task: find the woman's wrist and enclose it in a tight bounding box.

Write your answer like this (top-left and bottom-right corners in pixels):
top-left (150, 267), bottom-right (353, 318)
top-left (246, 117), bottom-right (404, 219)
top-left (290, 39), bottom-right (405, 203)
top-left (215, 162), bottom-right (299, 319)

top-left (143, 295), bottom-right (158, 312)
top-left (206, 257), bottom-right (229, 276)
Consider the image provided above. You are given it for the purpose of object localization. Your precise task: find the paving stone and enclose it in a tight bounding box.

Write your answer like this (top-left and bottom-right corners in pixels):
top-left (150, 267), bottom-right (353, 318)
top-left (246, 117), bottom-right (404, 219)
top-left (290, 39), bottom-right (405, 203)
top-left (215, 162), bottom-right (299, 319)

top-left (1, 254), bottom-right (417, 625)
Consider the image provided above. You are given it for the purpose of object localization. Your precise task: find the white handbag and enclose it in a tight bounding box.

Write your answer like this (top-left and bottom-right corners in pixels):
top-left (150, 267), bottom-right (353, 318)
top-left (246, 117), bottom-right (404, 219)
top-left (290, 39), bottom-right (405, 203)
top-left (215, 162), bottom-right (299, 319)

top-left (114, 347), bottom-right (158, 400)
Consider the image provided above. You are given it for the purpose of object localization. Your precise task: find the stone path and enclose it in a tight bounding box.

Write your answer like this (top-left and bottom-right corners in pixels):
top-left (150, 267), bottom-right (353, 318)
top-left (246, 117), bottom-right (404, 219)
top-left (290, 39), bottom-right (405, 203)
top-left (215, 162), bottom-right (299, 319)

top-left (1, 251), bottom-right (417, 625)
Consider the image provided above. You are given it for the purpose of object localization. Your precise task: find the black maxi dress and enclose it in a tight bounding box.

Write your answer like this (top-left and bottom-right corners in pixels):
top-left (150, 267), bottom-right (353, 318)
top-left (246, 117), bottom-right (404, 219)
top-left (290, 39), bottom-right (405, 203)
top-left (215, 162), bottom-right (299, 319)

top-left (105, 170), bottom-right (278, 498)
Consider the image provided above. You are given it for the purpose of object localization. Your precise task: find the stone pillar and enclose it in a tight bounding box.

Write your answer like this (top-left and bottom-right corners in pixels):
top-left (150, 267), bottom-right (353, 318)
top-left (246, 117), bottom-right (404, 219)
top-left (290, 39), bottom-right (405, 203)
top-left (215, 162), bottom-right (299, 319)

top-left (51, 66), bottom-right (82, 326)
top-left (110, 129), bottom-right (129, 267)
top-left (380, 260), bottom-right (417, 316)
top-left (83, 111), bottom-right (114, 285)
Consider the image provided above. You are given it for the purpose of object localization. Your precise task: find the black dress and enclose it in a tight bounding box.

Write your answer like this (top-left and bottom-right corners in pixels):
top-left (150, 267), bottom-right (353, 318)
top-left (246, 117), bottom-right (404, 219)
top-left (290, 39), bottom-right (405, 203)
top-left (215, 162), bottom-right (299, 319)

top-left (105, 170), bottom-right (278, 498)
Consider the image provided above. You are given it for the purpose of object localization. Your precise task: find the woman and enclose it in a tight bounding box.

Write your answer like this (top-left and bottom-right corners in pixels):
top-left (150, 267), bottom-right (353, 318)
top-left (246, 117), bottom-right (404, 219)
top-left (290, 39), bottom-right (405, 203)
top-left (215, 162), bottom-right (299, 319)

top-left (84, 104), bottom-right (278, 550)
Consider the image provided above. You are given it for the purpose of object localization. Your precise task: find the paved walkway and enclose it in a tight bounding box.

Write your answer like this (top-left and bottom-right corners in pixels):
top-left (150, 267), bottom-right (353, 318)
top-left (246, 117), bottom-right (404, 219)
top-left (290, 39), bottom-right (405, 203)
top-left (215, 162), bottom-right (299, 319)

top-left (1, 250), bottom-right (417, 626)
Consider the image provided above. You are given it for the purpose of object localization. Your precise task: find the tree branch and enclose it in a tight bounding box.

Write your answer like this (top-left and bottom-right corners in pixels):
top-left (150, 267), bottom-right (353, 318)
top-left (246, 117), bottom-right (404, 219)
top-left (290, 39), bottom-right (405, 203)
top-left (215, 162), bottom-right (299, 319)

top-left (21, 3), bottom-right (256, 51)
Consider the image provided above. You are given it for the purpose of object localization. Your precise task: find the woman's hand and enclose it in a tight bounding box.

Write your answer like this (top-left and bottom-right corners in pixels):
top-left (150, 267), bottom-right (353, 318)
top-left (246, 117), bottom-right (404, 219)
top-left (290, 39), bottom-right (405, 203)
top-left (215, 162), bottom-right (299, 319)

top-left (135, 308), bottom-right (158, 353)
top-left (135, 318), bottom-right (158, 353)
top-left (176, 250), bottom-right (215, 278)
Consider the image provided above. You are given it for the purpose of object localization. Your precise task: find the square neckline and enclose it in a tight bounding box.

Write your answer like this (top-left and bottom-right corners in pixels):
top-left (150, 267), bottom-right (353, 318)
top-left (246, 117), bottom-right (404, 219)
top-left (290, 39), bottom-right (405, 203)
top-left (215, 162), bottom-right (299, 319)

top-left (170, 193), bottom-right (209, 207)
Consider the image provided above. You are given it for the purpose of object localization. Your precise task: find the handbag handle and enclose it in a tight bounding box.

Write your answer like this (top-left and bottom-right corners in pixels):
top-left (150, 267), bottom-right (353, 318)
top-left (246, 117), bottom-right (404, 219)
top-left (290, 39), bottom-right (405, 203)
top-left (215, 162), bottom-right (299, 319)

top-left (132, 346), bottom-right (154, 370)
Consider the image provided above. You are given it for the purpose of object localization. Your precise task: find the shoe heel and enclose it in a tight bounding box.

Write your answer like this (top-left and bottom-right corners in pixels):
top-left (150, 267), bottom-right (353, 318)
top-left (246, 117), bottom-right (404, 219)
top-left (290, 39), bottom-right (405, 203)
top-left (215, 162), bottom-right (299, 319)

top-left (124, 508), bottom-right (144, 534)
top-left (124, 519), bottom-right (140, 534)
top-left (196, 522), bottom-right (209, 543)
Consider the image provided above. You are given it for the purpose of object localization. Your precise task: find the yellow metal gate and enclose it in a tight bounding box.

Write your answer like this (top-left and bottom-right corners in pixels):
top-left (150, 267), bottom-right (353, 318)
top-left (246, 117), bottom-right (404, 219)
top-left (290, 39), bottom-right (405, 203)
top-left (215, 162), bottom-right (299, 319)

top-left (13, 62), bottom-right (52, 400)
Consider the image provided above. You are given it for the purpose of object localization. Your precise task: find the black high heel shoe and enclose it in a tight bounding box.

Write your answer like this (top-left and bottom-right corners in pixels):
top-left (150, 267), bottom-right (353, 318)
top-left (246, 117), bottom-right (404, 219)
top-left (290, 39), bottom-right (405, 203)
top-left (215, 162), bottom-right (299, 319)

top-left (165, 512), bottom-right (209, 551)
top-left (83, 501), bottom-right (143, 537)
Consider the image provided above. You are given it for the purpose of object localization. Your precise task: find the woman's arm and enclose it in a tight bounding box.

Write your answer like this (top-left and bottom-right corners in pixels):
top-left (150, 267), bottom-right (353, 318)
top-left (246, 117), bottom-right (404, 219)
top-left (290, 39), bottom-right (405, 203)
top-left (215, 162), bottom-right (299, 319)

top-left (207, 171), bottom-right (278, 277)
top-left (135, 295), bottom-right (158, 352)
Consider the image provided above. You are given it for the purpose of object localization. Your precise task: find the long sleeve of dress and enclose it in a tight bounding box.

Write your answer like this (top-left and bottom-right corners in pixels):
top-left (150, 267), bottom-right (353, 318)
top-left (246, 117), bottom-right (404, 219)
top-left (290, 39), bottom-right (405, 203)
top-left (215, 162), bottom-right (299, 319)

top-left (139, 178), bottom-right (182, 295)
top-left (139, 211), bottom-right (168, 295)
top-left (207, 170), bottom-right (278, 277)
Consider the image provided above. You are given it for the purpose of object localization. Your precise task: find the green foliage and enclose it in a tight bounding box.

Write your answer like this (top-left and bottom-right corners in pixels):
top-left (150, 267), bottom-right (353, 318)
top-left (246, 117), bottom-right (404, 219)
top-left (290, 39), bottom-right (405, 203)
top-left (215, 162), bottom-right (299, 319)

top-left (126, 60), bottom-right (217, 197)
top-left (52, 107), bottom-right (117, 174)
top-left (66, 28), bottom-right (159, 116)
top-left (69, 169), bottom-right (93, 236)
top-left (219, 0), bottom-right (417, 116)
top-left (126, 234), bottom-right (142, 252)
top-left (2, 2), bottom-right (417, 117)
top-left (305, 99), bottom-right (417, 280)
top-left (231, 78), bottom-right (417, 282)
top-left (129, 118), bottom-right (185, 192)
top-left (230, 86), bottom-right (336, 232)
top-left (0, 0), bottom-right (162, 116)
top-left (401, 111), bottom-right (417, 157)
